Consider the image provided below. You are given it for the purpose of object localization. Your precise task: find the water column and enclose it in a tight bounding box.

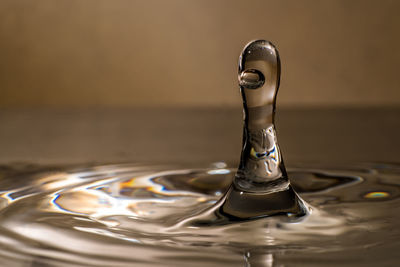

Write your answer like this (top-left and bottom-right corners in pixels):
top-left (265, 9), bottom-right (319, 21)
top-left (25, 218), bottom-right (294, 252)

top-left (219, 40), bottom-right (307, 220)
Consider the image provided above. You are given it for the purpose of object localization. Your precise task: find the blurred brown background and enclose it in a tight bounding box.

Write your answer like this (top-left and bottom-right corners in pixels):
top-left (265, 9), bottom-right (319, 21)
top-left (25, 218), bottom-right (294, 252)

top-left (1, 0), bottom-right (399, 108)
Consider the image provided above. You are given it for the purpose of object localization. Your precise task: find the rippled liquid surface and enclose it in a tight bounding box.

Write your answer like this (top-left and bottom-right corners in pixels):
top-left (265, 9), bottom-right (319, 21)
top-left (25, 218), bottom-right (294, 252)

top-left (0, 162), bottom-right (399, 267)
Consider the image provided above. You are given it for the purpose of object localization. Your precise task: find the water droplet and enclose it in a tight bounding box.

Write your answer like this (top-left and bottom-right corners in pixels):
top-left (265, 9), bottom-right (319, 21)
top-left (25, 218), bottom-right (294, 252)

top-left (236, 40), bottom-right (287, 191)
top-left (216, 40), bottom-right (308, 220)
top-left (239, 69), bottom-right (265, 89)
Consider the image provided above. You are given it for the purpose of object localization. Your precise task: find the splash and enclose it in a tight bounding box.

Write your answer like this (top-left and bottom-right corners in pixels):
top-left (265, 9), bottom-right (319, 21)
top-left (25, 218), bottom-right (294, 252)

top-left (0, 41), bottom-right (399, 267)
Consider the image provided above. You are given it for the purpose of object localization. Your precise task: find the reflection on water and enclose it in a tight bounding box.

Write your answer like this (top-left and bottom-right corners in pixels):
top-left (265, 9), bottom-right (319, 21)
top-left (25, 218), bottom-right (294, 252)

top-left (0, 162), bottom-right (399, 266)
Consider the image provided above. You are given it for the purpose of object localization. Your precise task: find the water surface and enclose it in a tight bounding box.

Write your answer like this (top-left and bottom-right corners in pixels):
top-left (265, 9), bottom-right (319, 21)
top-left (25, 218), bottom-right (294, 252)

top-left (0, 162), bottom-right (398, 266)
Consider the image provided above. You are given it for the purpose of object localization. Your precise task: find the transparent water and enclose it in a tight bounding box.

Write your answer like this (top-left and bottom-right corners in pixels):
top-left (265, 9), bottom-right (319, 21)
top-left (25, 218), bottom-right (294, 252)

top-left (0, 40), bottom-right (399, 266)
top-left (0, 162), bottom-right (399, 266)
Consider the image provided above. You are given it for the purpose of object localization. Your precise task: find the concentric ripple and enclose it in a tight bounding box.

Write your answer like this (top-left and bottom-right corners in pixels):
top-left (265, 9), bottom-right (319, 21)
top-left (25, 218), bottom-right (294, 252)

top-left (0, 162), bottom-right (399, 267)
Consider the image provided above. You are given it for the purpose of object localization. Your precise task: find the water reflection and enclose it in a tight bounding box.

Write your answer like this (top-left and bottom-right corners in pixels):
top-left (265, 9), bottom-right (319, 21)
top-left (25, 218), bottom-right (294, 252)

top-left (0, 163), bottom-right (399, 266)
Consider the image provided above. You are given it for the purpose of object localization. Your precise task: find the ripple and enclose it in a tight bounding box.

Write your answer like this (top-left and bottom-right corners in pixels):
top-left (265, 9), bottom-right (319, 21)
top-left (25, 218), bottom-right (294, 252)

top-left (0, 163), bottom-right (399, 266)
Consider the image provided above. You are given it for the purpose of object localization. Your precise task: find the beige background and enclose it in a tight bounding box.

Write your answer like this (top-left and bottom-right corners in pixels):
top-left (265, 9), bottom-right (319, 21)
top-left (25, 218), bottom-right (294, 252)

top-left (0, 0), bottom-right (399, 108)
